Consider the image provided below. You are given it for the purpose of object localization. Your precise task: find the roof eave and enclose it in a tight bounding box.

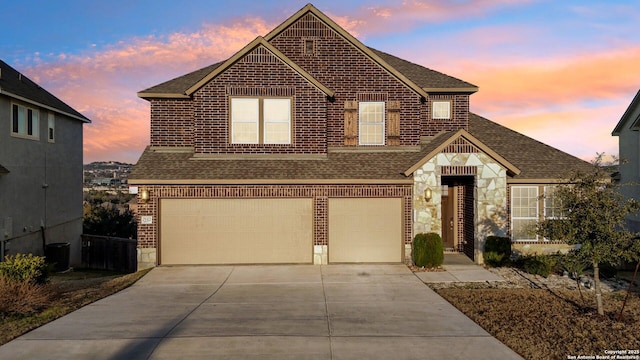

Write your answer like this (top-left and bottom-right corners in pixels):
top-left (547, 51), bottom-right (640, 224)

top-left (137, 92), bottom-right (191, 100)
top-left (612, 89), bottom-right (640, 136)
top-left (0, 88), bottom-right (91, 123)
top-left (184, 36), bottom-right (334, 97)
top-left (404, 129), bottom-right (521, 176)
top-left (424, 87), bottom-right (479, 94)
top-left (128, 178), bottom-right (413, 185)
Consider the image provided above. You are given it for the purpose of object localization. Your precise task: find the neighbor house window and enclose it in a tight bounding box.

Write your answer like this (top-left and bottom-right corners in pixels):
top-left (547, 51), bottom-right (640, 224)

top-left (48, 113), bottom-right (55, 143)
top-left (231, 97), bottom-right (291, 144)
top-left (11, 103), bottom-right (39, 140)
top-left (358, 101), bottom-right (384, 145)
top-left (432, 101), bottom-right (451, 119)
top-left (511, 186), bottom-right (538, 241)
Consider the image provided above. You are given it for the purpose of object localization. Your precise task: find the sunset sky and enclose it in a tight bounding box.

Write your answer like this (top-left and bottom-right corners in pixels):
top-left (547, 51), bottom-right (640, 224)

top-left (2, 0), bottom-right (639, 164)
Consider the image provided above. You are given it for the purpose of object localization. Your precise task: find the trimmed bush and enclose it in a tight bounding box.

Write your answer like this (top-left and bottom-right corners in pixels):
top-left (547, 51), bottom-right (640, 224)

top-left (520, 255), bottom-right (558, 278)
top-left (0, 254), bottom-right (49, 285)
top-left (413, 232), bottom-right (444, 268)
top-left (484, 236), bottom-right (511, 267)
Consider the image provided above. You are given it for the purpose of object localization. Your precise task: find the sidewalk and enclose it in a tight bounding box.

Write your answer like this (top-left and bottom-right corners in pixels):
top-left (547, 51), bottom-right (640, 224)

top-left (414, 253), bottom-right (506, 283)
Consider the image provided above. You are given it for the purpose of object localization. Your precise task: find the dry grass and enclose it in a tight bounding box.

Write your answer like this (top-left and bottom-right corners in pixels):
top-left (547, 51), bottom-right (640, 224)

top-left (436, 287), bottom-right (640, 360)
top-left (0, 268), bottom-right (150, 346)
top-left (0, 276), bottom-right (55, 314)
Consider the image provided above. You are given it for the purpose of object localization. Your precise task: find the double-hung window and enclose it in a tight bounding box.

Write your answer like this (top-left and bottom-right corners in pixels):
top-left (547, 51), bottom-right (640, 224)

top-left (511, 186), bottom-right (538, 241)
top-left (358, 101), bottom-right (384, 145)
top-left (432, 101), bottom-right (451, 119)
top-left (231, 97), bottom-right (291, 144)
top-left (11, 103), bottom-right (39, 140)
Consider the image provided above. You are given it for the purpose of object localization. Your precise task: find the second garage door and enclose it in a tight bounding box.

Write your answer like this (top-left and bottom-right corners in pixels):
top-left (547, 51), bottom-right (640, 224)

top-left (328, 198), bottom-right (403, 263)
top-left (160, 198), bottom-right (313, 265)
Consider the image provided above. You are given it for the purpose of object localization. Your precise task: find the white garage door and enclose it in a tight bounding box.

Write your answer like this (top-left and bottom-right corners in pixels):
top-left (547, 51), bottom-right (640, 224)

top-left (160, 198), bottom-right (313, 265)
top-left (328, 198), bottom-right (403, 263)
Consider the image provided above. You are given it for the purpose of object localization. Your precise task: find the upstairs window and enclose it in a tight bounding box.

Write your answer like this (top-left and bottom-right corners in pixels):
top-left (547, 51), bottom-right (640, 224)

top-left (11, 103), bottom-right (39, 140)
top-left (358, 102), bottom-right (385, 145)
top-left (432, 101), bottom-right (451, 119)
top-left (231, 97), bottom-right (291, 144)
top-left (48, 113), bottom-right (55, 143)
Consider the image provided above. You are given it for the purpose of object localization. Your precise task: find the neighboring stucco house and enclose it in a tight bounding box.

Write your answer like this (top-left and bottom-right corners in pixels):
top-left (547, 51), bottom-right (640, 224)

top-left (0, 59), bottom-right (90, 265)
top-left (612, 89), bottom-right (640, 231)
top-left (130, 4), bottom-right (591, 269)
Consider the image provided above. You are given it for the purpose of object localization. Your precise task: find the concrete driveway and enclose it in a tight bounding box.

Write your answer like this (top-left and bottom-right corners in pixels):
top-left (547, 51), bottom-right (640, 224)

top-left (0, 265), bottom-right (522, 359)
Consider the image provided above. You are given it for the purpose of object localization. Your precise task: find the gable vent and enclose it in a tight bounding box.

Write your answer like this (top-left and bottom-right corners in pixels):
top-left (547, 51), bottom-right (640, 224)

top-left (280, 13), bottom-right (336, 38)
top-left (443, 137), bottom-right (480, 153)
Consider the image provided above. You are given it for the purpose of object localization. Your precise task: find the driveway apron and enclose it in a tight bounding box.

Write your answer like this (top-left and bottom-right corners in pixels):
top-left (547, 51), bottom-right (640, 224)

top-left (0, 265), bottom-right (522, 359)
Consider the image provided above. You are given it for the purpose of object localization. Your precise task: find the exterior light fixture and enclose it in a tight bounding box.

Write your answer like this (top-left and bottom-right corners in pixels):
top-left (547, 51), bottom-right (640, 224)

top-left (424, 188), bottom-right (432, 202)
top-left (140, 189), bottom-right (150, 203)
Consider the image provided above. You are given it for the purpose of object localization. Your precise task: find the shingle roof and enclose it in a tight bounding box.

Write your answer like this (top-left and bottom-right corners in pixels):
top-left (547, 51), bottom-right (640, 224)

top-left (130, 149), bottom-right (416, 183)
top-left (137, 49), bottom-right (476, 98)
top-left (369, 48), bottom-right (477, 92)
top-left (138, 61), bottom-right (224, 96)
top-left (0, 60), bottom-right (90, 122)
top-left (130, 114), bottom-right (591, 184)
top-left (469, 113), bottom-right (592, 179)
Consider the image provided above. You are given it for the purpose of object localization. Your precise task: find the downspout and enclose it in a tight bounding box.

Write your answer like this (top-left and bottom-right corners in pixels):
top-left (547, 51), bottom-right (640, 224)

top-left (42, 150), bottom-right (48, 254)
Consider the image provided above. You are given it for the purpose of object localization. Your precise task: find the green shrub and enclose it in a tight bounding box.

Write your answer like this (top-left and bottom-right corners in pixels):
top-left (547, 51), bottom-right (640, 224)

top-left (484, 236), bottom-right (512, 267)
top-left (520, 255), bottom-right (558, 277)
top-left (559, 253), bottom-right (587, 279)
top-left (484, 251), bottom-right (506, 267)
top-left (413, 232), bottom-right (444, 268)
top-left (0, 254), bottom-right (49, 284)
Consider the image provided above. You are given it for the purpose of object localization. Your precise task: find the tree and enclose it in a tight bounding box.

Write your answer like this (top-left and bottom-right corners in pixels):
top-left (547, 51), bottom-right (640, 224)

top-left (537, 155), bottom-right (640, 315)
top-left (83, 204), bottom-right (137, 239)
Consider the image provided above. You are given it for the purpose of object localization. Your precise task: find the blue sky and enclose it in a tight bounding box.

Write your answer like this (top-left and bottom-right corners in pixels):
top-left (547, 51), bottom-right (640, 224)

top-left (2, 0), bottom-right (639, 163)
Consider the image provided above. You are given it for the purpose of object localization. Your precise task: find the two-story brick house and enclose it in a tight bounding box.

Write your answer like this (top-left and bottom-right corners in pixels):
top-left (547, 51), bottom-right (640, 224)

top-left (1, 59), bottom-right (90, 265)
top-left (130, 4), bottom-right (592, 269)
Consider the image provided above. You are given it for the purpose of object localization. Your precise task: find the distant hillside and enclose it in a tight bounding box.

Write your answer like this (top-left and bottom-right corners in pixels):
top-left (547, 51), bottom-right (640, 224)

top-left (83, 162), bottom-right (133, 185)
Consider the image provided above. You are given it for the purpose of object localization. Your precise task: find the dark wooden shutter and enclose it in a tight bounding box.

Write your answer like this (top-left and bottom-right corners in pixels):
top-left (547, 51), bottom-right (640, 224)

top-left (344, 101), bottom-right (358, 146)
top-left (387, 101), bottom-right (400, 146)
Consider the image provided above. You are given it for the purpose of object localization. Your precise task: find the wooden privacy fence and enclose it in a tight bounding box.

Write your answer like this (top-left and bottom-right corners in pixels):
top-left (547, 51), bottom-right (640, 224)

top-left (81, 235), bottom-right (137, 273)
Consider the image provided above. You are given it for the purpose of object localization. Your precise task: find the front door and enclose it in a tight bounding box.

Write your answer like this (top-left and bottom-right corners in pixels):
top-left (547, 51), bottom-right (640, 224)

top-left (441, 185), bottom-right (456, 250)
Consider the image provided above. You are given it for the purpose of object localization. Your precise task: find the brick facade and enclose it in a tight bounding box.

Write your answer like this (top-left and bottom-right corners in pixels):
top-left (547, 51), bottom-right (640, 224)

top-left (147, 13), bottom-right (471, 154)
top-left (192, 45), bottom-right (329, 154)
top-left (150, 99), bottom-right (194, 147)
top-left (269, 13), bottom-right (430, 148)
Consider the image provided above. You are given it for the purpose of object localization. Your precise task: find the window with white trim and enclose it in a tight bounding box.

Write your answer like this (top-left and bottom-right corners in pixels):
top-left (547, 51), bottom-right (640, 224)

top-left (47, 113), bottom-right (55, 143)
top-left (358, 101), bottom-right (384, 145)
top-left (230, 97), bottom-right (291, 144)
top-left (11, 103), bottom-right (39, 140)
top-left (511, 186), bottom-right (538, 241)
top-left (432, 101), bottom-right (451, 119)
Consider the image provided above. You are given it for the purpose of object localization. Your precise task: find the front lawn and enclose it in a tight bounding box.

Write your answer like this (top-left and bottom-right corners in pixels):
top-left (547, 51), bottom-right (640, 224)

top-left (436, 284), bottom-right (640, 359)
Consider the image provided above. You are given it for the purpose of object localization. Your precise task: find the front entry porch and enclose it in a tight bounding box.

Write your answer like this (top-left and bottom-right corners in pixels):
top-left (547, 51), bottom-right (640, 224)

top-left (409, 131), bottom-right (515, 265)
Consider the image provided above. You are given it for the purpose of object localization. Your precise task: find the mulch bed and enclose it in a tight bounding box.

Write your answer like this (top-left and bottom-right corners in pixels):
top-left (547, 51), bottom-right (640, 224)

top-left (434, 278), bottom-right (640, 359)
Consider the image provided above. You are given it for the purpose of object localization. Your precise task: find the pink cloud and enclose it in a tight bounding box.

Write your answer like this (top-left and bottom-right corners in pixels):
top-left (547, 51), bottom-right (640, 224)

top-left (331, 0), bottom-right (533, 35)
top-left (23, 18), bottom-right (273, 163)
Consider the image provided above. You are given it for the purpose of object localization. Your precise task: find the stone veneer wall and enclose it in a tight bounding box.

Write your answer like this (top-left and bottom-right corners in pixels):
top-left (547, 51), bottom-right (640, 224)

top-left (136, 184), bottom-right (413, 269)
top-left (412, 152), bottom-right (508, 264)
